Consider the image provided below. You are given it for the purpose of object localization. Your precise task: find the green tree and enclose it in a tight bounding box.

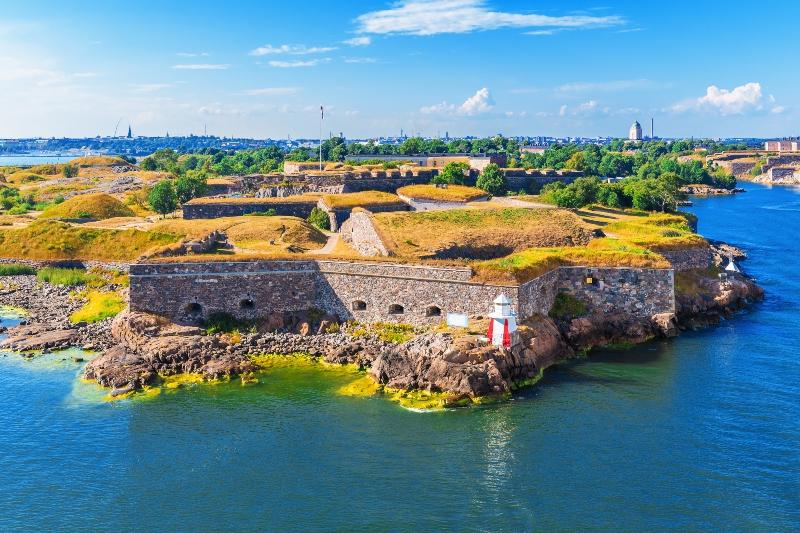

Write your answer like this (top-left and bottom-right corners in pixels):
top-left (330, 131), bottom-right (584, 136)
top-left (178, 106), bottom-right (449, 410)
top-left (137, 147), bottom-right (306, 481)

top-left (175, 172), bottom-right (207, 203)
top-left (140, 157), bottom-right (157, 171)
top-left (432, 162), bottom-right (469, 185)
top-left (475, 163), bottom-right (506, 196)
top-left (61, 163), bottom-right (78, 179)
top-left (148, 180), bottom-right (178, 217)
top-left (399, 137), bottom-right (425, 155)
top-left (307, 207), bottom-right (331, 230)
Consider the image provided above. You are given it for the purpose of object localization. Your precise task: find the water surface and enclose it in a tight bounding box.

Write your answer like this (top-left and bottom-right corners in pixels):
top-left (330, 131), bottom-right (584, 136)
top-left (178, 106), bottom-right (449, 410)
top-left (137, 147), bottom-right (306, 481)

top-left (1, 183), bottom-right (799, 531)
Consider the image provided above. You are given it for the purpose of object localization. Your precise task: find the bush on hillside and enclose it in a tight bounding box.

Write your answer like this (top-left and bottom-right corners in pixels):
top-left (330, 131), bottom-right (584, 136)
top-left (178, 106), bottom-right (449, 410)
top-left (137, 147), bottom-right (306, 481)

top-left (307, 207), bottom-right (331, 230)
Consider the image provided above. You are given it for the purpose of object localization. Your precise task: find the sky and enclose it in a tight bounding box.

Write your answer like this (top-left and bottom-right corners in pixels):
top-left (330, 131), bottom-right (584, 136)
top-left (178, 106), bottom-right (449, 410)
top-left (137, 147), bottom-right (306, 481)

top-left (1, 0), bottom-right (797, 139)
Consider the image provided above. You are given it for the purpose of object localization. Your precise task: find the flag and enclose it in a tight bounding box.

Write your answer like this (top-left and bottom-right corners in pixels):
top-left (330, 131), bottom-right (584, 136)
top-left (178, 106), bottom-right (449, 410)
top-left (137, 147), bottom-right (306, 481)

top-left (320, 105), bottom-right (324, 120)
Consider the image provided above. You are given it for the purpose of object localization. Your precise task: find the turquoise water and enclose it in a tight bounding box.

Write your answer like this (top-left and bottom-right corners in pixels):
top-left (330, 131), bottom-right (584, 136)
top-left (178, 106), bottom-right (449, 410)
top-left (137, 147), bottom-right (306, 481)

top-left (1, 183), bottom-right (799, 531)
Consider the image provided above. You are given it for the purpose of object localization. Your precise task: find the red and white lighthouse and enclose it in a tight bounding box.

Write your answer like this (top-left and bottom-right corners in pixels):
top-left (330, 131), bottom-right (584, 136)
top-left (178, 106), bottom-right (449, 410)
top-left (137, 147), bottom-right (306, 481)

top-left (487, 294), bottom-right (517, 348)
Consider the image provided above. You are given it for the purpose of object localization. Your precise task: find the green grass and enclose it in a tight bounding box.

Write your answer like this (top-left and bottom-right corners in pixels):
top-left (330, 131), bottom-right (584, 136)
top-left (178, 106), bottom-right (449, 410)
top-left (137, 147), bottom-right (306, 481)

top-left (0, 264), bottom-right (36, 276)
top-left (37, 267), bottom-right (94, 286)
top-left (69, 290), bottom-right (125, 323)
top-left (549, 293), bottom-right (588, 319)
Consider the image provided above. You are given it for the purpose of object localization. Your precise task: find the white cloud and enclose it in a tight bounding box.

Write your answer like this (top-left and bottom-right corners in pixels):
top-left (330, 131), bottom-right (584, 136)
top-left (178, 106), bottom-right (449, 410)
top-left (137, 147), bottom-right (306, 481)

top-left (343, 57), bottom-right (376, 64)
top-left (525, 29), bottom-right (558, 36)
top-left (72, 72), bottom-right (100, 78)
top-left (670, 82), bottom-right (766, 115)
top-left (771, 105), bottom-right (786, 114)
top-left (250, 44), bottom-right (336, 56)
top-left (343, 36), bottom-right (371, 46)
top-left (177, 51), bottom-right (209, 57)
top-left (558, 104), bottom-right (567, 117)
top-left (172, 64), bottom-right (229, 70)
top-left (355, 0), bottom-right (623, 36)
top-left (267, 58), bottom-right (330, 68)
top-left (243, 87), bottom-right (300, 96)
top-left (459, 87), bottom-right (494, 115)
top-left (420, 87), bottom-right (494, 116)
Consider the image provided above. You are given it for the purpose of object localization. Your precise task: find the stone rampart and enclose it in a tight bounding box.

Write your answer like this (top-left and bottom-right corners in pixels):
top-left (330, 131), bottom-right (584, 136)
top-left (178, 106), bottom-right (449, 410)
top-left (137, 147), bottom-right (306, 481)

top-left (339, 210), bottom-right (391, 256)
top-left (658, 246), bottom-right (713, 271)
top-left (129, 259), bottom-right (675, 327)
top-left (326, 202), bottom-right (410, 231)
top-left (182, 199), bottom-right (319, 219)
top-left (557, 267), bottom-right (675, 317)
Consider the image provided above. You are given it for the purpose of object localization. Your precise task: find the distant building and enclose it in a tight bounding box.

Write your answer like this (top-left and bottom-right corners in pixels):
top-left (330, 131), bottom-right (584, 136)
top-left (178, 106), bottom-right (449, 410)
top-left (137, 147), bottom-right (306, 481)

top-left (520, 144), bottom-right (548, 155)
top-left (127, 126), bottom-right (132, 139)
top-left (629, 121), bottom-right (643, 141)
top-left (764, 140), bottom-right (800, 152)
top-left (343, 153), bottom-right (507, 171)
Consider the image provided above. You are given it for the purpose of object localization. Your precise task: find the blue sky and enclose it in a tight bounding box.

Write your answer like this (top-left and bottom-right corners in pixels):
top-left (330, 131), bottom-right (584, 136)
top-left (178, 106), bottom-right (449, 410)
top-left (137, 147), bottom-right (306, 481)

top-left (1, 0), bottom-right (797, 139)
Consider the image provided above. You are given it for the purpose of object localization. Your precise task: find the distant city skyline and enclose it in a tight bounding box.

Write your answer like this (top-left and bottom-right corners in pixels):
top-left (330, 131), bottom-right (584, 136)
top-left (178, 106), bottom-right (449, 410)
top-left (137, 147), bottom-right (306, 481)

top-left (1, 1), bottom-right (796, 139)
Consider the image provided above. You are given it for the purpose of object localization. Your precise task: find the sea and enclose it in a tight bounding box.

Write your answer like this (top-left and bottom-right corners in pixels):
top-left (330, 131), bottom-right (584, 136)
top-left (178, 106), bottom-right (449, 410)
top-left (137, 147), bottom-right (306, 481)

top-left (0, 182), bottom-right (798, 531)
top-left (0, 155), bottom-right (79, 166)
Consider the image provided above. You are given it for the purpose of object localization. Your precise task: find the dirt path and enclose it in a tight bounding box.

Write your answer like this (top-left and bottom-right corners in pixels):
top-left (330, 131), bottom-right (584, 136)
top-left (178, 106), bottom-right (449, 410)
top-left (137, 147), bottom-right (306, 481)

top-left (310, 232), bottom-right (339, 255)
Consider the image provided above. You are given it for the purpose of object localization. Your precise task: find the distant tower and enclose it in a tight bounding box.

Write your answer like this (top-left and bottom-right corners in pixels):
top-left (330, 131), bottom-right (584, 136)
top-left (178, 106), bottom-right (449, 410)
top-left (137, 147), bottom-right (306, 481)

top-left (629, 120), bottom-right (643, 141)
top-left (650, 118), bottom-right (654, 139)
top-left (126, 125), bottom-right (132, 139)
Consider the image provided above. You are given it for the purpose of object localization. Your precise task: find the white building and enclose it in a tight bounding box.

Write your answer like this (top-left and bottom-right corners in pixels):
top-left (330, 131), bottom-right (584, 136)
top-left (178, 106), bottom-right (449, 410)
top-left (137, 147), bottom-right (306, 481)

top-left (629, 121), bottom-right (643, 141)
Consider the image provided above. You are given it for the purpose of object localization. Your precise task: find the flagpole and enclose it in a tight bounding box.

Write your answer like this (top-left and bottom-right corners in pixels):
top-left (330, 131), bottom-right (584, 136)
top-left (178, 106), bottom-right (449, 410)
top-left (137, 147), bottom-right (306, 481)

top-left (319, 105), bottom-right (323, 171)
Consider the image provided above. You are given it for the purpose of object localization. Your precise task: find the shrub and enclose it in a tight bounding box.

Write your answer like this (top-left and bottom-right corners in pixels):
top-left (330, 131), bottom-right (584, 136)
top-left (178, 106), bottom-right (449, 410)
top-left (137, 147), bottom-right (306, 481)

top-left (244, 209), bottom-right (277, 217)
top-left (62, 164), bottom-right (78, 179)
top-left (148, 180), bottom-right (178, 216)
top-left (476, 163), bottom-right (507, 196)
top-left (0, 264), bottom-right (36, 276)
top-left (549, 293), bottom-right (588, 319)
top-left (203, 312), bottom-right (255, 335)
top-left (307, 207), bottom-right (331, 230)
top-left (40, 193), bottom-right (135, 220)
top-left (37, 267), bottom-right (92, 286)
top-left (432, 162), bottom-right (469, 185)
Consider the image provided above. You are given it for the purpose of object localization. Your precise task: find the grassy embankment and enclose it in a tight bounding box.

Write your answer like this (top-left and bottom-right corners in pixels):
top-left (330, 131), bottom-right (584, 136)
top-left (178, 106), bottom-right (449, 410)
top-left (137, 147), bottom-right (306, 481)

top-left (319, 191), bottom-right (403, 209)
top-left (371, 207), bottom-right (595, 259)
top-left (40, 193), bottom-right (136, 220)
top-left (472, 210), bottom-right (702, 284)
top-left (396, 184), bottom-right (487, 202)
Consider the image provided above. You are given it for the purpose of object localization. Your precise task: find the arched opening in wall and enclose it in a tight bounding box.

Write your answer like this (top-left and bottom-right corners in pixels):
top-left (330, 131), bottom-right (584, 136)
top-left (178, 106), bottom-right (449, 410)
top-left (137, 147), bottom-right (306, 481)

top-left (425, 305), bottom-right (442, 317)
top-left (184, 302), bottom-right (203, 316)
top-left (352, 300), bottom-right (367, 311)
top-left (388, 304), bottom-right (404, 315)
top-left (240, 298), bottom-right (255, 310)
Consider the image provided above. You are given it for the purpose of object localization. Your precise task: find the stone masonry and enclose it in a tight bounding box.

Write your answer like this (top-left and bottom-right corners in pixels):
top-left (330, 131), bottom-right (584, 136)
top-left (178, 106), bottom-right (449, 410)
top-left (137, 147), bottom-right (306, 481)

top-left (129, 259), bottom-right (675, 327)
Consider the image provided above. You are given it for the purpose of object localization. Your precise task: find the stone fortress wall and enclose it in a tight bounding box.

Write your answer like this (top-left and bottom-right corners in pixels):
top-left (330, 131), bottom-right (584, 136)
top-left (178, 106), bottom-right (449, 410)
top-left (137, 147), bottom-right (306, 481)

top-left (129, 259), bottom-right (675, 327)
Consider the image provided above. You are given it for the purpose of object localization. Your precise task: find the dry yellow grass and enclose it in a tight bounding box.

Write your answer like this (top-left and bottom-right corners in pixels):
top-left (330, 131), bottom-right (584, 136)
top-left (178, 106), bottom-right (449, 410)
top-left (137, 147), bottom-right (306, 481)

top-left (5, 171), bottom-right (46, 184)
top-left (41, 193), bottom-right (136, 220)
top-left (396, 184), bottom-right (487, 203)
top-left (372, 207), bottom-right (595, 259)
top-left (151, 216), bottom-right (327, 252)
top-left (0, 220), bottom-right (180, 260)
top-left (69, 155), bottom-right (129, 167)
top-left (320, 191), bottom-right (403, 209)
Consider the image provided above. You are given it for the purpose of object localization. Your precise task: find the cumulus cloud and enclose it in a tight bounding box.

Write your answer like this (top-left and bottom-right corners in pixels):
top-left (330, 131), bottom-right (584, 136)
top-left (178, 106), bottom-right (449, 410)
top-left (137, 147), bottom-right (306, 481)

top-left (250, 44), bottom-right (336, 56)
top-left (670, 82), bottom-right (770, 115)
top-left (243, 87), bottom-right (300, 96)
top-left (172, 64), bottom-right (228, 70)
top-left (343, 36), bottom-right (371, 46)
top-left (420, 87), bottom-right (494, 116)
top-left (267, 58), bottom-right (330, 68)
top-left (355, 0), bottom-right (623, 36)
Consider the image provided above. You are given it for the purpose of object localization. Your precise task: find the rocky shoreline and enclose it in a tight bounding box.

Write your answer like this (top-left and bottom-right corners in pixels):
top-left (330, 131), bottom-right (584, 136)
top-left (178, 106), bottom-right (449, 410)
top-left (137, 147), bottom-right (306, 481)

top-left (0, 256), bottom-right (764, 403)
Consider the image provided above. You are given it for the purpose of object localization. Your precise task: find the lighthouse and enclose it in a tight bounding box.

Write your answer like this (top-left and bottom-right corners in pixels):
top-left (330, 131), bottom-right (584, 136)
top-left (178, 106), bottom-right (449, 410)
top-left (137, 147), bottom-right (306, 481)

top-left (487, 294), bottom-right (517, 348)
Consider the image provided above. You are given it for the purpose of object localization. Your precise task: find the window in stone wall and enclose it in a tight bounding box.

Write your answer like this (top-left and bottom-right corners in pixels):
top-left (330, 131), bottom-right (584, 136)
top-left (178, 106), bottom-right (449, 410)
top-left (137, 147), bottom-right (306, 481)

top-left (240, 298), bottom-right (255, 310)
top-left (388, 304), bottom-right (404, 315)
top-left (425, 305), bottom-right (442, 317)
top-left (352, 300), bottom-right (367, 311)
